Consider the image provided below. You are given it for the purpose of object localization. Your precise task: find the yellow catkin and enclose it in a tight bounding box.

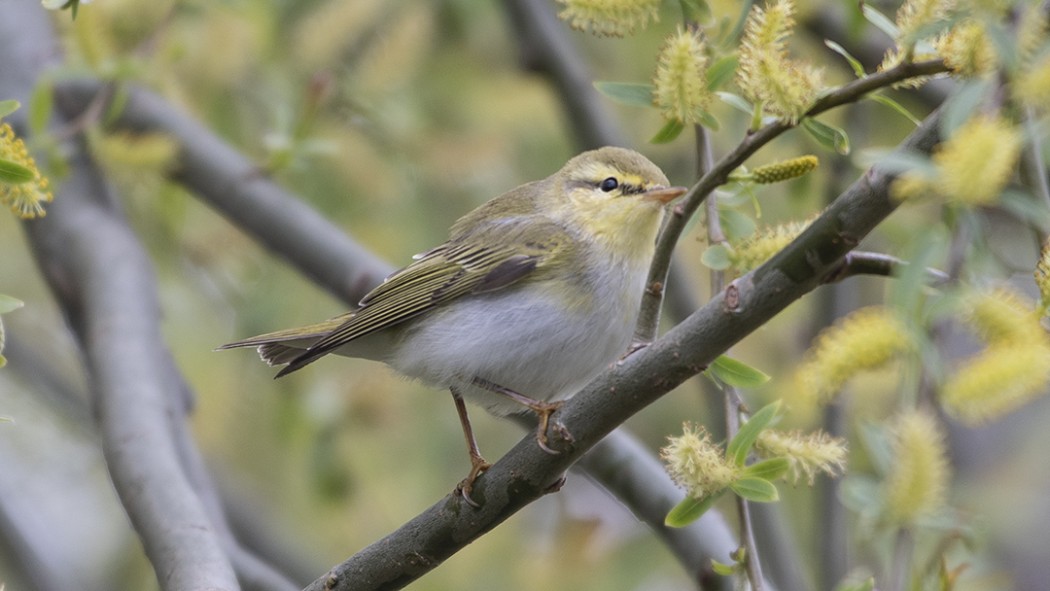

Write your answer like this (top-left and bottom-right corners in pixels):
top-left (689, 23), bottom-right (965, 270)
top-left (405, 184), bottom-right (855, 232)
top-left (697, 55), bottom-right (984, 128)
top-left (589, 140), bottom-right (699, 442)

top-left (941, 342), bottom-right (1050, 425)
top-left (727, 217), bottom-right (814, 272)
top-left (884, 410), bottom-right (951, 525)
top-left (932, 115), bottom-right (1021, 206)
top-left (0, 123), bottom-right (53, 219)
top-left (653, 27), bottom-right (710, 125)
top-left (1036, 239), bottom-right (1050, 315)
top-left (755, 429), bottom-right (847, 484)
top-left (661, 423), bottom-right (739, 499)
top-left (937, 19), bottom-right (997, 77)
top-left (556, 0), bottom-right (661, 37)
top-left (964, 288), bottom-right (1043, 344)
top-left (794, 307), bottom-right (914, 404)
top-left (1014, 54), bottom-right (1050, 114)
top-left (751, 155), bottom-right (818, 184)
top-left (737, 0), bottom-right (823, 123)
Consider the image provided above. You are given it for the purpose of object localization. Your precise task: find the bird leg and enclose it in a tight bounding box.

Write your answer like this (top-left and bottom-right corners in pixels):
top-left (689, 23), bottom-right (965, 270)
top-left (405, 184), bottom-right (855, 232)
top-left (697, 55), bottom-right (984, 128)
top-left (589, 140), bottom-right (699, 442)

top-left (470, 376), bottom-right (568, 455)
top-left (450, 387), bottom-right (490, 508)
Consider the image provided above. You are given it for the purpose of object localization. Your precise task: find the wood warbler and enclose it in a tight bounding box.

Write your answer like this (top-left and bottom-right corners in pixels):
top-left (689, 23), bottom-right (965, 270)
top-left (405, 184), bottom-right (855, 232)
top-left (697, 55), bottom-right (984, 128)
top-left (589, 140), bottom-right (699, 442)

top-left (220, 146), bottom-right (685, 505)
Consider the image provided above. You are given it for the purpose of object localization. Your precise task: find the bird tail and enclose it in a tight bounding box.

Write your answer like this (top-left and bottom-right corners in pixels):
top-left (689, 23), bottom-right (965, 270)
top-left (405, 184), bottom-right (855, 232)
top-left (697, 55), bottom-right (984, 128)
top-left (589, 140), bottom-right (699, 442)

top-left (217, 313), bottom-right (353, 375)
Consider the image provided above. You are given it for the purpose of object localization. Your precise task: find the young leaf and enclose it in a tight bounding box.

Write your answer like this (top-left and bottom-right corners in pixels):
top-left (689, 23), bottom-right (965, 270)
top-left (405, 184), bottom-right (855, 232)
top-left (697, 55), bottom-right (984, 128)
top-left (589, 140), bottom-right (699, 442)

top-left (665, 492), bottom-right (723, 527)
top-left (834, 576), bottom-right (876, 591)
top-left (0, 295), bottom-right (24, 315)
top-left (701, 244), bottom-right (731, 270)
top-left (29, 79), bottom-right (54, 135)
top-left (593, 82), bottom-right (655, 109)
top-left (730, 477), bottom-right (779, 502)
top-left (824, 40), bottom-right (866, 78)
top-left (711, 559), bottom-right (740, 576)
top-left (802, 117), bottom-right (850, 155)
top-left (940, 79), bottom-right (992, 137)
top-left (0, 158), bottom-right (36, 185)
top-left (650, 118), bottom-right (685, 144)
top-left (697, 109), bottom-right (720, 131)
top-left (716, 91), bottom-right (753, 115)
top-left (861, 5), bottom-right (900, 39)
top-left (0, 99), bottom-right (19, 119)
top-left (709, 355), bottom-right (771, 388)
top-left (706, 55), bottom-right (739, 91)
top-left (742, 457), bottom-right (790, 481)
top-left (726, 400), bottom-right (782, 466)
top-left (679, 0), bottom-right (712, 23)
top-left (868, 94), bottom-right (920, 126)
top-left (717, 206), bottom-right (756, 242)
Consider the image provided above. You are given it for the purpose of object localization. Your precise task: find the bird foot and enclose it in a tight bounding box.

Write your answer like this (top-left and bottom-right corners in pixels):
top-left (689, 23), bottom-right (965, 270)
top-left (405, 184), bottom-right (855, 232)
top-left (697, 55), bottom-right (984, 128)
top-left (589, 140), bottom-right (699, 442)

top-left (455, 452), bottom-right (492, 508)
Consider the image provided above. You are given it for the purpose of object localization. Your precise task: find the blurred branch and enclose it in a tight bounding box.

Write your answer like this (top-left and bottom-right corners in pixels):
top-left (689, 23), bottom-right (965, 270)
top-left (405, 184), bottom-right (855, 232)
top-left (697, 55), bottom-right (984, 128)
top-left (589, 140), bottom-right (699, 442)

top-left (0, 5), bottom-right (237, 590)
top-left (52, 81), bottom-right (392, 306)
top-left (303, 108), bottom-right (947, 591)
top-left (502, 0), bottom-right (629, 151)
top-left (22, 140), bottom-right (240, 589)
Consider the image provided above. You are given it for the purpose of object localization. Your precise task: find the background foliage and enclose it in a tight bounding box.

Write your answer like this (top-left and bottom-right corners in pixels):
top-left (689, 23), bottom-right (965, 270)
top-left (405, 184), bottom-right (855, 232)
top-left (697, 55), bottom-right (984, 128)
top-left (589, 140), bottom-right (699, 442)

top-left (1, 0), bottom-right (1048, 590)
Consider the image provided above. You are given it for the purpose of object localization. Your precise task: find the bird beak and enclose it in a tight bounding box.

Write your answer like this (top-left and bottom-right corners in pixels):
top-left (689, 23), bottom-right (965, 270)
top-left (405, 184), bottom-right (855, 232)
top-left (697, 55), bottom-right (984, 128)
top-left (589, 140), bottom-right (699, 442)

top-left (643, 185), bottom-right (688, 204)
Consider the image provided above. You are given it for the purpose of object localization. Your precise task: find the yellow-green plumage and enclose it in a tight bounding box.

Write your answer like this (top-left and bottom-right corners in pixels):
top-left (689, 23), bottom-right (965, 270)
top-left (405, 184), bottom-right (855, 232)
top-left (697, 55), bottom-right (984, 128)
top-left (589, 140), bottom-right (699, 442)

top-left (220, 146), bottom-right (684, 418)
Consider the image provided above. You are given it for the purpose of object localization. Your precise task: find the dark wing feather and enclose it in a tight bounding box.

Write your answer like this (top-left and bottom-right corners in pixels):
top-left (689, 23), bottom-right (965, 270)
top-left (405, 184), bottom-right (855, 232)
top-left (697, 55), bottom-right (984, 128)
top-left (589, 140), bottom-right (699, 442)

top-left (275, 217), bottom-right (569, 376)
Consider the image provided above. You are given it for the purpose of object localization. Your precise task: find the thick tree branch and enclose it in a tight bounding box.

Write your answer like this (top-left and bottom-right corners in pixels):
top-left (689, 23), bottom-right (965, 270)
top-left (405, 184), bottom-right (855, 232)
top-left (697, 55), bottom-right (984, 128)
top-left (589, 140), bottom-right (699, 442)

top-left (304, 108), bottom-right (946, 591)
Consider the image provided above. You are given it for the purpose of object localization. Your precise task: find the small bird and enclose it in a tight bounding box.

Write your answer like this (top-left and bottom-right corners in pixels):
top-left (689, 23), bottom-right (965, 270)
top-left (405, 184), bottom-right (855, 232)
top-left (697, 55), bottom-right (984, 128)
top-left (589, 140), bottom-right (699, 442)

top-left (220, 147), bottom-right (686, 505)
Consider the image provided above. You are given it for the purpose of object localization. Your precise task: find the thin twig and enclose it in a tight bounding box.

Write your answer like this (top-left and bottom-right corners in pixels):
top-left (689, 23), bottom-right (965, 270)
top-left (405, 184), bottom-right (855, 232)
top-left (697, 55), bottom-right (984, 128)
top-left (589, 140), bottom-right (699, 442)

top-left (823, 251), bottom-right (951, 286)
top-left (636, 59), bottom-right (950, 341)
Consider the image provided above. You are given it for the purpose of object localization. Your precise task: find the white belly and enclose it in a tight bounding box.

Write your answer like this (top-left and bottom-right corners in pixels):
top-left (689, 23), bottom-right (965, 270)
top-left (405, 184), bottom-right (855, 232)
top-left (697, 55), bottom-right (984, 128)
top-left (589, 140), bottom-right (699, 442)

top-left (387, 269), bottom-right (645, 416)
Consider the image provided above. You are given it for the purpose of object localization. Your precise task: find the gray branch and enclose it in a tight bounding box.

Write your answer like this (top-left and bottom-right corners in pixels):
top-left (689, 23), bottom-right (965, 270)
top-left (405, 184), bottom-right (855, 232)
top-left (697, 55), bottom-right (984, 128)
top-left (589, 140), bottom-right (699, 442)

top-left (52, 81), bottom-right (392, 305)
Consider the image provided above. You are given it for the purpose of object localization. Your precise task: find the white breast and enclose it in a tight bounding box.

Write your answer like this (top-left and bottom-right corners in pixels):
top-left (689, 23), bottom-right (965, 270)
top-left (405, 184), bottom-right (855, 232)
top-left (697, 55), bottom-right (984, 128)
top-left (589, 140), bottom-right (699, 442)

top-left (387, 256), bottom-right (650, 415)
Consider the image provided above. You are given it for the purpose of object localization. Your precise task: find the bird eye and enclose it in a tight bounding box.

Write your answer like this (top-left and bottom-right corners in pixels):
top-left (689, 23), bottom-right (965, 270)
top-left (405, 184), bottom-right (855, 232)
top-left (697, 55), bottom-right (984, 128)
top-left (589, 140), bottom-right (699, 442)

top-left (599, 177), bottom-right (619, 192)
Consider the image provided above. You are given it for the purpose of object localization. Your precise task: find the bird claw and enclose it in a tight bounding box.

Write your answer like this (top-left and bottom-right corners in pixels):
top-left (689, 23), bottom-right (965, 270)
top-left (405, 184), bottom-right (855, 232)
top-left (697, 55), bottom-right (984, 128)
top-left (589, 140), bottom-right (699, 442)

top-left (532, 401), bottom-right (572, 454)
top-left (455, 454), bottom-right (491, 508)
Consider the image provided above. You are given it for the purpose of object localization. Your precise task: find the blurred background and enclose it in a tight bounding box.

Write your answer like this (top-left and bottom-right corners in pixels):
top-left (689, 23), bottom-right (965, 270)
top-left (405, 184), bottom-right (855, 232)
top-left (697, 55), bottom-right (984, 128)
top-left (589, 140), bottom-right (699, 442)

top-left (1, 0), bottom-right (1048, 589)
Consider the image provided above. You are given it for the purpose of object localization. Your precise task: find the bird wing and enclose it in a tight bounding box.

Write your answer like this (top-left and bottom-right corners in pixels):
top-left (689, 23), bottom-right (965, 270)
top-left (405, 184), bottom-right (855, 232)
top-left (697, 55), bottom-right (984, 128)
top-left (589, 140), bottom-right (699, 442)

top-left (274, 217), bottom-right (571, 376)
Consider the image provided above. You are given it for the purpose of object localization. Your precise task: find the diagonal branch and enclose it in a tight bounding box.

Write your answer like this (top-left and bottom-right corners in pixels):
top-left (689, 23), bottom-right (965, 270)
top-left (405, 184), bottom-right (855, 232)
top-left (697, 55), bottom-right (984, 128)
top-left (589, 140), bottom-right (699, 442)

top-left (303, 107), bottom-right (947, 591)
top-left (635, 58), bottom-right (950, 340)
top-left (52, 81), bottom-right (393, 306)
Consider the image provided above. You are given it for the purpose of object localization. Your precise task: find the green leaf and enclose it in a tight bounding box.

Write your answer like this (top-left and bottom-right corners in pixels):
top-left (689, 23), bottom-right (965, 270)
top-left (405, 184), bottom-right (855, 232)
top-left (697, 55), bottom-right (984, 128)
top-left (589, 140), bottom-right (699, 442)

top-left (706, 55), bottom-right (738, 91)
top-left (742, 457), bottom-right (790, 481)
top-left (802, 117), bottom-right (850, 155)
top-left (593, 82), bottom-right (655, 109)
top-left (861, 5), bottom-right (899, 39)
top-left (709, 355), bottom-right (770, 388)
top-left (0, 100), bottom-right (19, 119)
top-left (726, 400), bottom-right (782, 466)
top-left (0, 295), bottom-right (24, 315)
top-left (650, 118), bottom-right (685, 144)
top-left (730, 477), bottom-right (779, 502)
top-left (665, 492), bottom-right (723, 527)
top-left (679, 0), bottom-right (712, 23)
top-left (711, 559), bottom-right (739, 576)
top-left (696, 109), bottom-right (720, 131)
top-left (715, 91), bottom-right (753, 115)
top-left (717, 206), bottom-right (756, 242)
top-left (29, 79), bottom-right (54, 135)
top-left (868, 93), bottom-right (920, 126)
top-left (701, 243), bottom-right (731, 270)
top-left (941, 79), bottom-right (992, 137)
top-left (0, 158), bottom-right (35, 184)
top-left (833, 576), bottom-right (876, 591)
top-left (824, 40), bottom-right (865, 78)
